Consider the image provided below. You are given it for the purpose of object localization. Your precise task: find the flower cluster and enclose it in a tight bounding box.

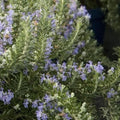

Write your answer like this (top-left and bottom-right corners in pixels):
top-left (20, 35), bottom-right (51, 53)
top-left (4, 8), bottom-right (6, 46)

top-left (0, 88), bottom-right (14, 104)
top-left (22, 76), bottom-right (73, 120)
top-left (0, 5), bottom-right (14, 55)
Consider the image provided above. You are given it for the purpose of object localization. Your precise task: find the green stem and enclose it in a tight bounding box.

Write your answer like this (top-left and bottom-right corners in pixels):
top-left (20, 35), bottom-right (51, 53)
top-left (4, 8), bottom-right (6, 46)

top-left (17, 72), bottom-right (23, 91)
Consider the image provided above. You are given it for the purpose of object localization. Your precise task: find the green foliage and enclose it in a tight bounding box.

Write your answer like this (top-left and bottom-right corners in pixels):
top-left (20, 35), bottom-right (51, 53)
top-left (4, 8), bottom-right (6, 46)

top-left (100, 0), bottom-right (120, 31)
top-left (0, 0), bottom-right (118, 120)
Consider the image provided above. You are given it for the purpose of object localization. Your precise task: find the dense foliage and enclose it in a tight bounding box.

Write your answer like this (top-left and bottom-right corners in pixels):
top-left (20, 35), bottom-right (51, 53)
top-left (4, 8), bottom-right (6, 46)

top-left (0, 0), bottom-right (120, 120)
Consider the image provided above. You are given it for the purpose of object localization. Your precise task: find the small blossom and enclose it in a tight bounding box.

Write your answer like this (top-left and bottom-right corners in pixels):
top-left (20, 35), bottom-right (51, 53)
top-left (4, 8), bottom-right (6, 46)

top-left (33, 64), bottom-right (38, 71)
top-left (32, 100), bottom-right (39, 108)
top-left (107, 88), bottom-right (117, 98)
top-left (77, 6), bottom-right (87, 17)
top-left (23, 99), bottom-right (29, 108)
top-left (64, 26), bottom-right (73, 40)
top-left (23, 69), bottom-right (28, 75)
top-left (44, 94), bottom-right (51, 103)
top-left (69, 0), bottom-right (77, 13)
top-left (45, 38), bottom-right (53, 58)
top-left (64, 114), bottom-right (72, 120)
top-left (94, 62), bottom-right (104, 74)
top-left (80, 73), bottom-right (87, 80)
top-left (108, 67), bottom-right (114, 75)
top-left (72, 47), bottom-right (79, 55)
top-left (1, 89), bottom-right (14, 105)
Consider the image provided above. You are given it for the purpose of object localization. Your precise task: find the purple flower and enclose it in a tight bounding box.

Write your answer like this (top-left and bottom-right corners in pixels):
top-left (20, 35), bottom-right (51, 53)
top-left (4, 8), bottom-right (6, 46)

top-left (110, 67), bottom-right (114, 72)
top-left (44, 59), bottom-right (51, 70)
top-left (36, 109), bottom-right (43, 120)
top-left (80, 73), bottom-right (87, 80)
top-left (36, 104), bottom-right (48, 120)
top-left (66, 92), bottom-right (71, 98)
top-left (51, 19), bottom-right (56, 29)
top-left (51, 75), bottom-right (58, 82)
top-left (41, 74), bottom-right (46, 83)
top-left (72, 62), bottom-right (78, 71)
top-left (99, 75), bottom-right (105, 81)
top-left (64, 26), bottom-right (73, 40)
top-left (38, 103), bottom-right (44, 110)
top-left (32, 100), bottom-right (39, 108)
top-left (50, 63), bottom-right (58, 71)
top-left (41, 113), bottom-right (48, 120)
top-left (45, 38), bottom-right (53, 58)
top-left (1, 89), bottom-right (14, 105)
top-left (77, 6), bottom-right (91, 20)
top-left (94, 62), bottom-right (104, 74)
top-left (23, 99), bottom-right (29, 108)
top-left (62, 74), bottom-right (67, 81)
top-left (78, 41), bottom-right (85, 48)
top-left (85, 61), bottom-right (93, 73)
top-left (62, 62), bottom-right (67, 70)
top-left (77, 6), bottom-right (87, 17)
top-left (69, 0), bottom-right (77, 13)
top-left (6, 9), bottom-right (14, 26)
top-left (69, 19), bottom-right (74, 25)
top-left (44, 94), bottom-right (51, 103)
top-left (72, 47), bottom-right (79, 55)
top-left (46, 102), bottom-right (53, 109)
top-left (8, 9), bottom-right (14, 17)
top-left (107, 88), bottom-right (117, 98)
top-left (64, 114), bottom-right (72, 120)
top-left (57, 107), bottom-right (63, 112)
top-left (23, 69), bottom-right (28, 75)
top-left (33, 64), bottom-right (38, 71)
top-left (85, 13), bottom-right (91, 20)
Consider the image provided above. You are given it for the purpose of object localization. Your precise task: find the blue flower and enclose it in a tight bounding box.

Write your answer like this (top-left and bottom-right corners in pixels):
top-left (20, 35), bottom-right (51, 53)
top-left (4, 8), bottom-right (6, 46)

top-left (77, 6), bottom-right (87, 17)
top-left (36, 103), bottom-right (48, 120)
top-left (80, 73), bottom-right (87, 80)
top-left (46, 102), bottom-right (53, 109)
top-left (64, 26), bottom-right (73, 40)
top-left (23, 69), bottom-right (28, 75)
top-left (69, 19), bottom-right (74, 25)
top-left (45, 38), bottom-right (53, 58)
top-left (94, 62), bottom-right (104, 74)
top-left (107, 88), bottom-right (117, 98)
top-left (36, 109), bottom-right (43, 120)
top-left (41, 113), bottom-right (48, 120)
top-left (51, 19), bottom-right (56, 30)
top-left (44, 94), bottom-right (51, 103)
top-left (99, 75), bottom-right (105, 81)
top-left (72, 47), bottom-right (79, 55)
top-left (33, 64), bottom-right (38, 71)
top-left (32, 100), bottom-right (39, 108)
top-left (69, 0), bottom-right (77, 13)
top-left (1, 89), bottom-right (14, 105)
top-left (64, 114), bottom-right (72, 120)
top-left (62, 62), bottom-right (67, 70)
top-left (62, 74), bottom-right (67, 81)
top-left (23, 99), bottom-right (29, 108)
